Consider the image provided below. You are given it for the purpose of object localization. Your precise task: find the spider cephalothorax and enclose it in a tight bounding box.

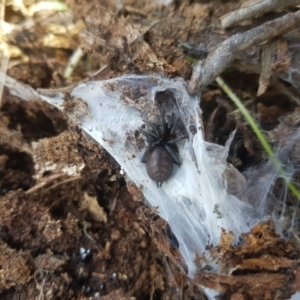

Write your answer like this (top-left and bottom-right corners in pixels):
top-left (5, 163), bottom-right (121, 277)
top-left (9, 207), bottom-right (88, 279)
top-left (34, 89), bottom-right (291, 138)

top-left (140, 109), bottom-right (187, 186)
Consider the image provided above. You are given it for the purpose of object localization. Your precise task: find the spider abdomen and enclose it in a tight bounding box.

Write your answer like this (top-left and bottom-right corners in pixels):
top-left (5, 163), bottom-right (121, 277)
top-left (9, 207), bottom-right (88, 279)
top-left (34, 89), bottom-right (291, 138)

top-left (146, 146), bottom-right (174, 184)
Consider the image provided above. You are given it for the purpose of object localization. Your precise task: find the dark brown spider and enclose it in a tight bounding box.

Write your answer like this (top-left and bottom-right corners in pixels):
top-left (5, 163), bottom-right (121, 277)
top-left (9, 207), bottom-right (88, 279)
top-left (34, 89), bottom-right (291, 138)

top-left (140, 109), bottom-right (187, 187)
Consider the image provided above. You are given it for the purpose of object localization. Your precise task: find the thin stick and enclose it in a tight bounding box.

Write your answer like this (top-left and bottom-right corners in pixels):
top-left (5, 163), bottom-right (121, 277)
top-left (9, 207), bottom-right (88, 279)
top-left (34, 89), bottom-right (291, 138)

top-left (25, 173), bottom-right (67, 194)
top-left (188, 10), bottom-right (300, 94)
top-left (82, 221), bottom-right (96, 242)
top-left (0, 0), bottom-right (5, 23)
top-left (221, 0), bottom-right (300, 28)
top-left (0, 0), bottom-right (9, 108)
top-left (64, 47), bottom-right (84, 79)
top-left (0, 55), bottom-right (9, 108)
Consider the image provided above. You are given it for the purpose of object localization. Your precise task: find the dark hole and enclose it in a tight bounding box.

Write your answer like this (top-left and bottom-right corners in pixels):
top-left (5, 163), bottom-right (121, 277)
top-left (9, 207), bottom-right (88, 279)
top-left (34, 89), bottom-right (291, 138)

top-left (50, 205), bottom-right (68, 219)
top-left (0, 149), bottom-right (35, 193)
top-left (1, 97), bottom-right (68, 142)
top-left (153, 289), bottom-right (163, 300)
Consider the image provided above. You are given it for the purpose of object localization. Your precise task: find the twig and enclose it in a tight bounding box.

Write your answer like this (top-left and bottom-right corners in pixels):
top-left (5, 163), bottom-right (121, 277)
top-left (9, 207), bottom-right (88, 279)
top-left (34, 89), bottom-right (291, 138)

top-left (275, 80), bottom-right (300, 105)
top-left (44, 176), bottom-right (82, 191)
top-left (64, 47), bottom-right (84, 79)
top-left (34, 270), bottom-right (49, 300)
top-left (188, 10), bottom-right (300, 94)
top-left (0, 55), bottom-right (9, 108)
top-left (221, 0), bottom-right (300, 28)
top-left (25, 173), bottom-right (67, 194)
top-left (3, 74), bottom-right (41, 101)
top-left (0, 0), bottom-right (5, 24)
top-left (82, 221), bottom-right (96, 242)
top-left (0, 0), bottom-right (9, 109)
top-left (25, 174), bottom-right (83, 195)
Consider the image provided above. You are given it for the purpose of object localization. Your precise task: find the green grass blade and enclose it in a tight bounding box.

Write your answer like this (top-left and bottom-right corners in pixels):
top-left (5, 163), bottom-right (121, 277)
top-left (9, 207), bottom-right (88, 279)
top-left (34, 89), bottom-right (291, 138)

top-left (215, 76), bottom-right (300, 200)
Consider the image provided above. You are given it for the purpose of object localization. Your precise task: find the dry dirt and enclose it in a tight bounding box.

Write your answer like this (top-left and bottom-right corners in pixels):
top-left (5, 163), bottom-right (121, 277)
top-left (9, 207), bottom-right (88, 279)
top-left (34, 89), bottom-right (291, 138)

top-left (1, 0), bottom-right (300, 299)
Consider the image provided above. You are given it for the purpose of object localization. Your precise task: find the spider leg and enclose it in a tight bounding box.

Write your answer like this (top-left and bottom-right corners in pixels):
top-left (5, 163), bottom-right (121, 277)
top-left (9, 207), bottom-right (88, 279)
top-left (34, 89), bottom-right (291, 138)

top-left (168, 113), bottom-right (175, 129)
top-left (141, 144), bottom-right (152, 163)
top-left (145, 136), bottom-right (156, 144)
top-left (161, 105), bottom-right (167, 137)
top-left (141, 125), bottom-right (163, 146)
top-left (140, 128), bottom-right (159, 140)
top-left (166, 135), bottom-right (188, 144)
top-left (152, 132), bottom-right (165, 146)
top-left (144, 121), bottom-right (162, 137)
top-left (165, 144), bottom-right (181, 166)
top-left (170, 116), bottom-right (180, 135)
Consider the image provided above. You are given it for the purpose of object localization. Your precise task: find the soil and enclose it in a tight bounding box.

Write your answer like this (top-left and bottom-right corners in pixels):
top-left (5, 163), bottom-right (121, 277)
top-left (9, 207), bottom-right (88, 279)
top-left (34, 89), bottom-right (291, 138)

top-left (1, 92), bottom-right (207, 299)
top-left (1, 0), bottom-right (300, 299)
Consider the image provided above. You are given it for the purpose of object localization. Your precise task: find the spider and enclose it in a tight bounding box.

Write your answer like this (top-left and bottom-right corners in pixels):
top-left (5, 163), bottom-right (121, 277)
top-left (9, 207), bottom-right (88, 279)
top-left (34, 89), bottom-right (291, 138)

top-left (140, 109), bottom-right (187, 187)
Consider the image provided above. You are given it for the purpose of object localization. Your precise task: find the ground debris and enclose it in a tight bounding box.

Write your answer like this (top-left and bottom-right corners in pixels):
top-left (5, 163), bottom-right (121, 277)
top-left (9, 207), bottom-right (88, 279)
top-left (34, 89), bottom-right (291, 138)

top-left (0, 117), bottom-right (203, 299)
top-left (138, 206), bottom-right (188, 274)
top-left (194, 221), bottom-right (300, 299)
top-left (0, 241), bottom-right (31, 292)
top-left (2, 0), bottom-right (300, 299)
